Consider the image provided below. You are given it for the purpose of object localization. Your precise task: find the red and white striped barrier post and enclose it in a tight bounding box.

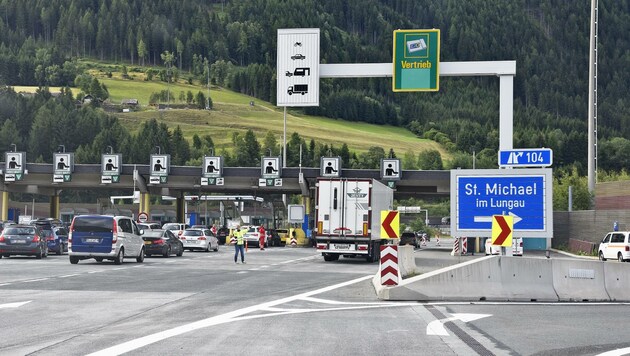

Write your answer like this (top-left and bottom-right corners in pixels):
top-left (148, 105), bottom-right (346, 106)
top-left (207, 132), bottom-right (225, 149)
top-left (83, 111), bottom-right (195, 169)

top-left (380, 245), bottom-right (399, 286)
top-left (461, 237), bottom-right (468, 255)
top-left (451, 238), bottom-right (459, 256)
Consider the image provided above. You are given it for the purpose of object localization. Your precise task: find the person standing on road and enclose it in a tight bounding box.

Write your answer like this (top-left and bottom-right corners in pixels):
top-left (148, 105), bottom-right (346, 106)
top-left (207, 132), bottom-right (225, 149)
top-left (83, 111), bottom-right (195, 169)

top-left (234, 225), bottom-right (245, 264)
top-left (258, 225), bottom-right (266, 250)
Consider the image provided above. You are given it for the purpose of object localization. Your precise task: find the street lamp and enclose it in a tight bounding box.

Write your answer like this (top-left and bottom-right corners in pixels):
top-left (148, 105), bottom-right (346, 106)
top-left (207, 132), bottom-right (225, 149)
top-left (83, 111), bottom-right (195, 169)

top-left (9, 143), bottom-right (17, 152)
top-left (106, 145), bottom-right (114, 154)
top-left (154, 146), bottom-right (161, 155)
top-left (57, 145), bottom-right (65, 153)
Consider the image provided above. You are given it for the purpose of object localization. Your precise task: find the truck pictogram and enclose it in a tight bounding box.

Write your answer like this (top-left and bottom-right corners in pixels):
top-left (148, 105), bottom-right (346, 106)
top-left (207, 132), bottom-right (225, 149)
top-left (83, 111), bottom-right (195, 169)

top-left (287, 84), bottom-right (308, 95)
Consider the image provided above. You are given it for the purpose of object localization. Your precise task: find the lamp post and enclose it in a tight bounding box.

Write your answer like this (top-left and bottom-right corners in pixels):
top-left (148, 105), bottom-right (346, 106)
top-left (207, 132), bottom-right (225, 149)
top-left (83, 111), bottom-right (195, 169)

top-left (10, 143), bottom-right (16, 152)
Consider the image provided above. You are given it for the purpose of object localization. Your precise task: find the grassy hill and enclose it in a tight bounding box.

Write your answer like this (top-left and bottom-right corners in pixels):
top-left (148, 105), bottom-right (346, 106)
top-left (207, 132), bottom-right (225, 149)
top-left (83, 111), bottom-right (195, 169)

top-left (31, 61), bottom-right (451, 160)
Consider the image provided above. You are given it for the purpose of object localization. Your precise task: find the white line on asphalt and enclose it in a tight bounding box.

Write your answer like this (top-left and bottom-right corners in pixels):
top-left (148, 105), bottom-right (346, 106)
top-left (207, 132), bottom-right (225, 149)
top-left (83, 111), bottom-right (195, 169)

top-left (58, 274), bottom-right (80, 278)
top-left (279, 255), bottom-right (318, 264)
top-left (23, 278), bottom-right (49, 282)
top-left (88, 271), bottom-right (104, 274)
top-left (236, 271), bottom-right (248, 274)
top-left (0, 301), bottom-right (31, 309)
top-left (597, 347), bottom-right (630, 356)
top-left (86, 274), bottom-right (376, 356)
top-left (0, 283), bottom-right (12, 287)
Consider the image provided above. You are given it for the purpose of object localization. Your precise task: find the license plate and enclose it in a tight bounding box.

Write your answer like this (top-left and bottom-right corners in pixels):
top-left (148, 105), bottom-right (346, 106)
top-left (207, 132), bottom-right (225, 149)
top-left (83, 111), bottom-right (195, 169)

top-left (333, 244), bottom-right (353, 250)
top-left (85, 238), bottom-right (99, 243)
top-left (144, 241), bottom-right (152, 245)
top-left (13, 240), bottom-right (27, 244)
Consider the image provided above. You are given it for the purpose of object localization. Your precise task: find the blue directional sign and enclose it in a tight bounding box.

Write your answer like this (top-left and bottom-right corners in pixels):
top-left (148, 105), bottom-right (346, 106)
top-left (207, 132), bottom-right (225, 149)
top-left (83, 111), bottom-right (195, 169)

top-left (499, 148), bottom-right (552, 167)
top-left (450, 169), bottom-right (553, 238)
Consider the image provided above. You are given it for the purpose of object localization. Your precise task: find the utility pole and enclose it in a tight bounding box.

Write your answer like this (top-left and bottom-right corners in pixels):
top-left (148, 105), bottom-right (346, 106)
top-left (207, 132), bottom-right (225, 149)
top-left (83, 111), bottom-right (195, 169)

top-left (587, 0), bottom-right (598, 195)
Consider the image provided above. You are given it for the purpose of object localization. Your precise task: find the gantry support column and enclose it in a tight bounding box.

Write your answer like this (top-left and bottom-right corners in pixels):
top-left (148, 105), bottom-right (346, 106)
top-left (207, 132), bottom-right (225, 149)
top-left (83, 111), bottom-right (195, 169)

top-left (1, 190), bottom-right (8, 221)
top-left (49, 191), bottom-right (60, 219)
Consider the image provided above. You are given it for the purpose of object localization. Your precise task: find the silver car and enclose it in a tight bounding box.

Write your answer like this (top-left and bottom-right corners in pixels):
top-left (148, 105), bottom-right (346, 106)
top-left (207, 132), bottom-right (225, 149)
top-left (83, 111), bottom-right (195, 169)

top-left (180, 228), bottom-right (218, 252)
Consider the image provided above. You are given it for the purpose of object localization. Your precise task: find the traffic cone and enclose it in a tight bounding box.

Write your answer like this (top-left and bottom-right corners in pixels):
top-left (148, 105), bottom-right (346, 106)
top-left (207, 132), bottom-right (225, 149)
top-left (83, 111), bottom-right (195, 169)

top-left (229, 235), bottom-right (236, 245)
top-left (290, 236), bottom-right (297, 247)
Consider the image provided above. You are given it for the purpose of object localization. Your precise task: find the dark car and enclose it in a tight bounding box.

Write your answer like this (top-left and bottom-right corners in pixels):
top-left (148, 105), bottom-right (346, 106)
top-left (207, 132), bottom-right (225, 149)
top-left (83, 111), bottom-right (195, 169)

top-left (399, 232), bottom-right (419, 248)
top-left (216, 226), bottom-right (230, 245)
top-left (266, 229), bottom-right (282, 247)
top-left (142, 229), bottom-right (184, 257)
top-left (42, 228), bottom-right (64, 255)
top-left (0, 224), bottom-right (48, 259)
top-left (53, 226), bottom-right (69, 254)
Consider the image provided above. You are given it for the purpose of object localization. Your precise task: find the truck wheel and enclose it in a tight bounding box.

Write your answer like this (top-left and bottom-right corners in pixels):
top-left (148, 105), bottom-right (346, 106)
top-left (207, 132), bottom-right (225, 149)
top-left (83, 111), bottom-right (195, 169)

top-left (323, 253), bottom-right (339, 262)
top-left (70, 256), bottom-right (79, 264)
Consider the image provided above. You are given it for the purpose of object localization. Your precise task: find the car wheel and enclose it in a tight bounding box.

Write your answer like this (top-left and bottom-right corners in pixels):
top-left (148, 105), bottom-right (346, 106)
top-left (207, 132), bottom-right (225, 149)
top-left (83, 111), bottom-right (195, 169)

top-left (163, 246), bottom-right (171, 258)
top-left (95, 257), bottom-right (103, 262)
top-left (213, 244), bottom-right (219, 252)
top-left (136, 248), bottom-right (145, 263)
top-left (70, 256), bottom-right (79, 264)
top-left (618, 253), bottom-right (624, 263)
top-left (599, 251), bottom-right (606, 261)
top-left (114, 248), bottom-right (124, 265)
top-left (176, 244), bottom-right (184, 256)
top-left (205, 243), bottom-right (211, 252)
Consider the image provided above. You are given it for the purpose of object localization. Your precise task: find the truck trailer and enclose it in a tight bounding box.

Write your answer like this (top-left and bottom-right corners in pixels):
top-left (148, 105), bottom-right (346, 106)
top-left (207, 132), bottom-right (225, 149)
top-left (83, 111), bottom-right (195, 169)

top-left (315, 178), bottom-right (394, 262)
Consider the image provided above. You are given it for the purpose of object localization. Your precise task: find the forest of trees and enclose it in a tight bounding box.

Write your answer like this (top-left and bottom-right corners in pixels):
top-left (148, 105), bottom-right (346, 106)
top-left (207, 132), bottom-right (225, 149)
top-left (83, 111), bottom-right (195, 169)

top-left (1, 0), bottom-right (630, 210)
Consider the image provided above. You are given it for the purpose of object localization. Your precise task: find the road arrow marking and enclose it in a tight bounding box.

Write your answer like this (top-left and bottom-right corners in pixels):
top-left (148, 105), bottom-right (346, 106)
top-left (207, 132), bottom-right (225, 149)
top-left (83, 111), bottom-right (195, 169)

top-left (427, 313), bottom-right (492, 336)
top-left (0, 301), bottom-right (31, 309)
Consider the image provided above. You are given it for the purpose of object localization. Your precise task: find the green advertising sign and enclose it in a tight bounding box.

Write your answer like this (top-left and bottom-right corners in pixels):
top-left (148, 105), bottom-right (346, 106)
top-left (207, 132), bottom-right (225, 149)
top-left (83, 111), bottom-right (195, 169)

top-left (392, 29), bottom-right (440, 92)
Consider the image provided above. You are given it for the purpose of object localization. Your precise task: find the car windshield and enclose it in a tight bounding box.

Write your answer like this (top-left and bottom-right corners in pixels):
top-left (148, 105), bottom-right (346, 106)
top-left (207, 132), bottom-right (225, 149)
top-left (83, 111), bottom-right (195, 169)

top-left (4, 227), bottom-right (36, 235)
top-left (182, 230), bottom-right (202, 236)
top-left (72, 217), bottom-right (113, 233)
top-left (143, 230), bottom-right (165, 238)
top-left (164, 225), bottom-right (179, 230)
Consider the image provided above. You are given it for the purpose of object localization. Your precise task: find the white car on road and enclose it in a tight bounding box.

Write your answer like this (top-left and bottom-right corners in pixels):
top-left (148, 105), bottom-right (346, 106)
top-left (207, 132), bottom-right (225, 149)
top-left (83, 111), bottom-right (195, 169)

top-left (180, 228), bottom-right (218, 252)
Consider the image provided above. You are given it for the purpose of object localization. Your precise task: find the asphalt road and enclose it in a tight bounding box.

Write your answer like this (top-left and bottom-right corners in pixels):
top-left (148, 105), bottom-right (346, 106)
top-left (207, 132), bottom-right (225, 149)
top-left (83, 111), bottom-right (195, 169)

top-left (1, 242), bottom-right (629, 356)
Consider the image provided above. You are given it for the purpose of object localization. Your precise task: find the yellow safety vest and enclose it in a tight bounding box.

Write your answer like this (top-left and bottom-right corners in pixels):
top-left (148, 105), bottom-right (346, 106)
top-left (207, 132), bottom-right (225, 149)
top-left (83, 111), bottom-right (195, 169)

top-left (235, 229), bottom-right (244, 245)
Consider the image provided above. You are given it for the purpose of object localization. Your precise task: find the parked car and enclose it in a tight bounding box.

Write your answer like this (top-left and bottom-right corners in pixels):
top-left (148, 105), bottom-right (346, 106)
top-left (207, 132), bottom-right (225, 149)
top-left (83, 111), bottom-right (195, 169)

top-left (143, 229), bottom-right (184, 257)
top-left (267, 229), bottom-right (282, 247)
top-left (216, 226), bottom-right (230, 245)
top-left (180, 228), bottom-right (218, 252)
top-left (399, 232), bottom-right (419, 248)
top-left (138, 222), bottom-right (161, 230)
top-left (0, 220), bottom-right (16, 233)
top-left (0, 224), bottom-right (48, 259)
top-left (598, 231), bottom-right (630, 262)
top-left (162, 223), bottom-right (189, 237)
top-left (243, 226), bottom-right (266, 247)
top-left (69, 215), bottom-right (145, 265)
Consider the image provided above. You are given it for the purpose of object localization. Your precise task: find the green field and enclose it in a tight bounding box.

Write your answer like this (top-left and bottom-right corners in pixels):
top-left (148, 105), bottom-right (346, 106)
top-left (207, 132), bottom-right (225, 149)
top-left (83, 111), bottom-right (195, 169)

top-left (20, 62), bottom-right (450, 159)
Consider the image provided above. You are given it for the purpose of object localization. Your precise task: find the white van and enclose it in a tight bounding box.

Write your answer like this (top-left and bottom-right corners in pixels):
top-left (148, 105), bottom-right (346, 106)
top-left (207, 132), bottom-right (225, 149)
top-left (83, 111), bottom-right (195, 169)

top-left (598, 231), bottom-right (630, 262)
top-left (485, 237), bottom-right (523, 256)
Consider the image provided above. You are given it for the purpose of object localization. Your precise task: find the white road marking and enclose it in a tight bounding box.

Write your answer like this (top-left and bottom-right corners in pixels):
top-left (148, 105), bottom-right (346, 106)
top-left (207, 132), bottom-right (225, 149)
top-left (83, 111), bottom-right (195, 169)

top-left (86, 275), bottom-right (375, 356)
top-left (88, 270), bottom-right (104, 274)
top-left (59, 274), bottom-right (80, 278)
top-left (0, 283), bottom-right (12, 287)
top-left (23, 278), bottom-right (49, 283)
top-left (597, 347), bottom-right (630, 356)
top-left (426, 313), bottom-right (492, 336)
top-left (279, 255), bottom-right (318, 264)
top-left (0, 301), bottom-right (31, 309)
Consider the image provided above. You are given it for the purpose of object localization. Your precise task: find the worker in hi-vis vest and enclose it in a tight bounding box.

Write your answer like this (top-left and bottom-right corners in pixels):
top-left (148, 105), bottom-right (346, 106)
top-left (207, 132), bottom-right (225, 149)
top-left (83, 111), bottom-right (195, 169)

top-left (234, 225), bottom-right (245, 264)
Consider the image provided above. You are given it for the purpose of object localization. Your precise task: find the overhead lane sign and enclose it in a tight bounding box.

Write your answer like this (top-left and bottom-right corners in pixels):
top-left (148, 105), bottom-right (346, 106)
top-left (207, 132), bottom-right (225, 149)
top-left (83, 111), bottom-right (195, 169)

top-left (392, 29), bottom-right (440, 92)
top-left (499, 148), bottom-right (553, 167)
top-left (277, 28), bottom-right (320, 107)
top-left (450, 168), bottom-right (553, 238)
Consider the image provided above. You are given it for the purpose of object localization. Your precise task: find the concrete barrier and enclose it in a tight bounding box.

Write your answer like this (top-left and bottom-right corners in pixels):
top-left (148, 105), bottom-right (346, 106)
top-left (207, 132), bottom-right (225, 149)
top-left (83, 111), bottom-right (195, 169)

top-left (603, 262), bottom-right (630, 301)
top-left (397, 245), bottom-right (418, 278)
top-left (551, 259), bottom-right (609, 302)
top-left (373, 255), bottom-right (630, 302)
top-left (498, 257), bottom-right (556, 302)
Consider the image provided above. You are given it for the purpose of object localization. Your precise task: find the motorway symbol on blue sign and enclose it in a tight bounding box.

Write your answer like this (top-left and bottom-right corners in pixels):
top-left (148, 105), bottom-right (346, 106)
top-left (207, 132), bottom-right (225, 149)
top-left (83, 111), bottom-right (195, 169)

top-left (450, 169), bottom-right (553, 238)
top-left (498, 148), bottom-right (552, 167)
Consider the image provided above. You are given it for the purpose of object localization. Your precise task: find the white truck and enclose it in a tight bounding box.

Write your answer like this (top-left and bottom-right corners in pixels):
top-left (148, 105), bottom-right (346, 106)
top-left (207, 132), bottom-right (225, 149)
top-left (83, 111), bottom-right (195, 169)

top-left (315, 178), bottom-right (393, 262)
